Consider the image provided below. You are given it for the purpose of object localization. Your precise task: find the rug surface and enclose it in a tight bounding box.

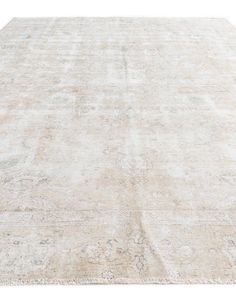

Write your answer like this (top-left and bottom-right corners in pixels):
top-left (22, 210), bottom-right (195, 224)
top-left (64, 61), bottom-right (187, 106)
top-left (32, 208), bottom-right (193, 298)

top-left (0, 18), bottom-right (236, 284)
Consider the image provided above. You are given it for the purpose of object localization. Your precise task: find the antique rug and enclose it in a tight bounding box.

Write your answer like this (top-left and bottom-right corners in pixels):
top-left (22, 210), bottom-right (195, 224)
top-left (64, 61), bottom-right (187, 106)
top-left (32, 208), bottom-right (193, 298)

top-left (0, 17), bottom-right (236, 284)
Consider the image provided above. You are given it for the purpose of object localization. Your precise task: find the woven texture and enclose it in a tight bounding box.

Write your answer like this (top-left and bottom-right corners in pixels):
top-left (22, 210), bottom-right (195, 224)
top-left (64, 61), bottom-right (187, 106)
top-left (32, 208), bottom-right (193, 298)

top-left (0, 18), bottom-right (236, 284)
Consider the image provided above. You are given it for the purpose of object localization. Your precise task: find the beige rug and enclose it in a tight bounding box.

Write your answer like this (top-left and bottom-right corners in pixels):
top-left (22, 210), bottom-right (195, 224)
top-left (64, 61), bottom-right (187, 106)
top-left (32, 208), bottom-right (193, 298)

top-left (0, 17), bottom-right (236, 284)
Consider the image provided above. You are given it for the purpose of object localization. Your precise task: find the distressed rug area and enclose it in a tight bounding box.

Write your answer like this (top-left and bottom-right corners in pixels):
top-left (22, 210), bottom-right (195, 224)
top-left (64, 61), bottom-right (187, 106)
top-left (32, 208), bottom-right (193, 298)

top-left (0, 18), bottom-right (236, 284)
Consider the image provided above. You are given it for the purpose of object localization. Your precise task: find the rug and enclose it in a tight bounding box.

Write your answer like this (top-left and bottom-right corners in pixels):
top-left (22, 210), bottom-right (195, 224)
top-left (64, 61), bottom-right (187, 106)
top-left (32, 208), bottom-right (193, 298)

top-left (0, 17), bottom-right (236, 284)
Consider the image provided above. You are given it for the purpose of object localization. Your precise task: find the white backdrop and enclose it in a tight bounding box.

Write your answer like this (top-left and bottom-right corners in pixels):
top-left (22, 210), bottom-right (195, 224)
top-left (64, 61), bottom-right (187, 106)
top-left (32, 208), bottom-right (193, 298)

top-left (0, 0), bottom-right (236, 29)
top-left (0, 0), bottom-right (236, 302)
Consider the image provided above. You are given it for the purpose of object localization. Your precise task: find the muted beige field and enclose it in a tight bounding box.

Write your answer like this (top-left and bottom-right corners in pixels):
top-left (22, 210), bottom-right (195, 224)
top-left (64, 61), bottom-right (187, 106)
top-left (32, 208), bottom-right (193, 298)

top-left (0, 18), bottom-right (236, 284)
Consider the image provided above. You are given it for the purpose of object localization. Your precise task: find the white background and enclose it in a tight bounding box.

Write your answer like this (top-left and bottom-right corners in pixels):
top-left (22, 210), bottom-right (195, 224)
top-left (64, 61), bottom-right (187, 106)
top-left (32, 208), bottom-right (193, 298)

top-left (0, 0), bottom-right (236, 302)
top-left (0, 0), bottom-right (236, 28)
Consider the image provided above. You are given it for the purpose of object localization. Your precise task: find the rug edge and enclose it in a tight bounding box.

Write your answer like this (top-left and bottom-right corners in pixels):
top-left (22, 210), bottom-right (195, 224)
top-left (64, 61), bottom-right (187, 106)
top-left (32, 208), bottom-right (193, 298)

top-left (0, 278), bottom-right (236, 285)
top-left (0, 18), bottom-right (16, 33)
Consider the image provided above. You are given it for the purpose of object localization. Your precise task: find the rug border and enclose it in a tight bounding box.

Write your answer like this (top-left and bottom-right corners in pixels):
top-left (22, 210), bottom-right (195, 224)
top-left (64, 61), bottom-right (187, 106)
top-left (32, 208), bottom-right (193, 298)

top-left (0, 278), bottom-right (236, 285)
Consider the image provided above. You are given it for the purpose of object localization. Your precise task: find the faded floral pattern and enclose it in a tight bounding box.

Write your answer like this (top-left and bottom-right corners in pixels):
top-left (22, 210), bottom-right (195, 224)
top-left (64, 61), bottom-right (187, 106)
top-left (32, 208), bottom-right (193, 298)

top-left (0, 18), bottom-right (236, 284)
